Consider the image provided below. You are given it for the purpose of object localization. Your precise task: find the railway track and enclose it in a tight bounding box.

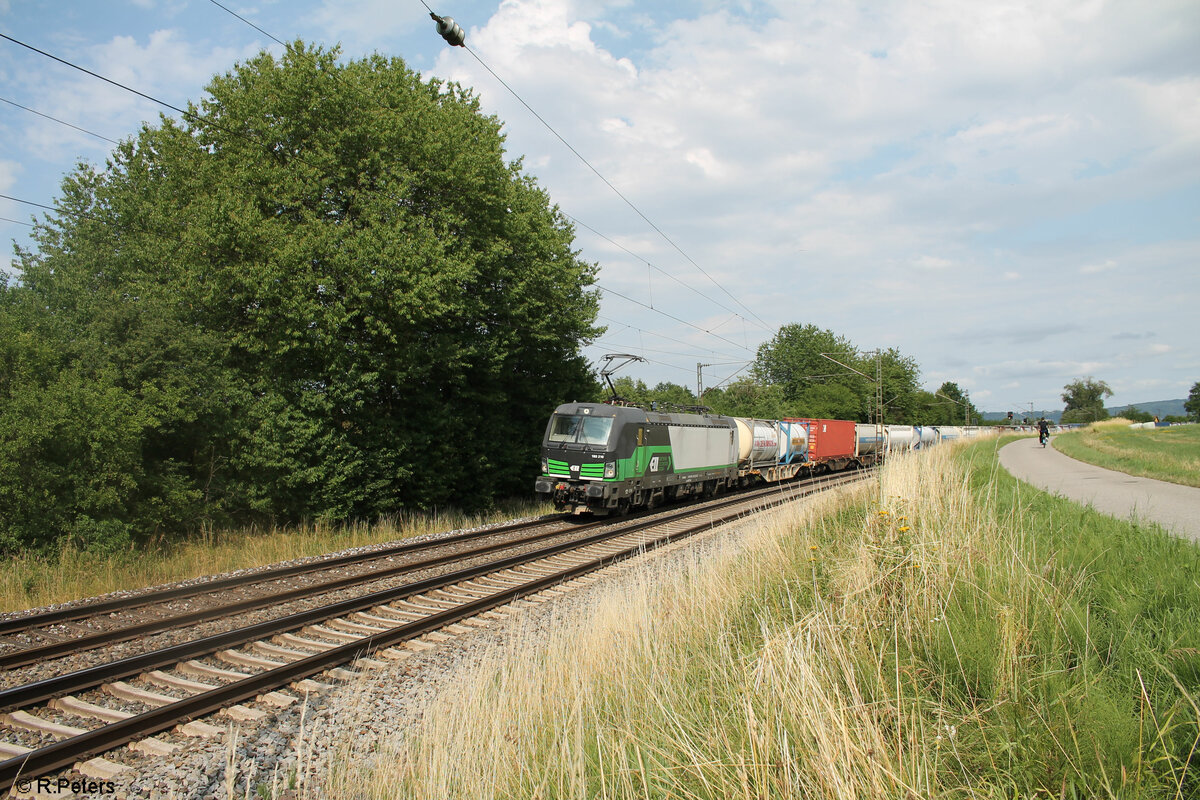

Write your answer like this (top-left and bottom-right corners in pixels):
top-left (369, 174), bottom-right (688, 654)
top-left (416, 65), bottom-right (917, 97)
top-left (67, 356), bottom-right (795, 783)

top-left (0, 515), bottom-right (580, 640)
top-left (0, 470), bottom-right (867, 792)
top-left (0, 515), bottom-right (604, 671)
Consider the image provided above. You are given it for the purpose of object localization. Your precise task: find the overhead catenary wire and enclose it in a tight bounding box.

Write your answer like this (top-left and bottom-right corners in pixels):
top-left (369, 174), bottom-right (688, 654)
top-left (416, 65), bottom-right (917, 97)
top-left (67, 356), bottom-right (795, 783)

top-left (566, 212), bottom-right (772, 334)
top-left (454, 40), bottom-right (773, 332)
top-left (0, 31), bottom-right (341, 185)
top-left (0, 193), bottom-right (94, 219)
top-left (597, 285), bottom-right (753, 354)
top-left (6, 9), bottom-right (767, 373)
top-left (595, 314), bottom-right (747, 361)
top-left (705, 362), bottom-right (753, 392)
top-left (409, 1), bottom-right (773, 332)
top-left (587, 335), bottom-right (747, 365)
top-left (586, 343), bottom-right (695, 377)
top-left (0, 96), bottom-right (121, 145)
top-left (205, 0), bottom-right (286, 47)
top-left (0, 32), bottom-right (191, 118)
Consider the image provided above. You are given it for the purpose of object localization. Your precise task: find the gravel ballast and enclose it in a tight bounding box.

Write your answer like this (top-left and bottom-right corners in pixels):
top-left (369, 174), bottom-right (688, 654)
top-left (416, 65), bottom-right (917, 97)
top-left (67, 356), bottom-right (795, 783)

top-left (6, 493), bottom-right (841, 800)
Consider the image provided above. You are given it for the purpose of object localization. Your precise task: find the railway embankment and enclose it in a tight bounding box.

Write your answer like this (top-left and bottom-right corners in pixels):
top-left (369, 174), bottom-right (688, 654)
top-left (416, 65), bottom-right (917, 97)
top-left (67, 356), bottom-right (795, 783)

top-left (1, 475), bottom-right (859, 796)
top-left (318, 438), bottom-right (1200, 799)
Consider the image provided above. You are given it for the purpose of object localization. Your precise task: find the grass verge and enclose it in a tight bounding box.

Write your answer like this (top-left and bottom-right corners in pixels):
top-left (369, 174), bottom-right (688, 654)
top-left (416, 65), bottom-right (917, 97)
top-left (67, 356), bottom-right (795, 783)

top-left (0, 499), bottom-right (550, 614)
top-left (1053, 421), bottom-right (1200, 488)
top-left (324, 439), bottom-right (1200, 799)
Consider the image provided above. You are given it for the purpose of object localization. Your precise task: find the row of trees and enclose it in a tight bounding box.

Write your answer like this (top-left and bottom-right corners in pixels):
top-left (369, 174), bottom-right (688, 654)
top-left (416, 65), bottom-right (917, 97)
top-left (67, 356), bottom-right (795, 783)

top-left (1061, 378), bottom-right (1199, 423)
top-left (605, 323), bottom-right (981, 426)
top-left (0, 44), bottom-right (599, 554)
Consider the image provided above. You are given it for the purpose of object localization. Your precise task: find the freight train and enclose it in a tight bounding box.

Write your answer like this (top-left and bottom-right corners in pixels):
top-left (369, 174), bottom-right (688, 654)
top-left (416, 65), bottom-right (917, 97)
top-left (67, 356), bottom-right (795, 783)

top-left (533, 402), bottom-right (986, 515)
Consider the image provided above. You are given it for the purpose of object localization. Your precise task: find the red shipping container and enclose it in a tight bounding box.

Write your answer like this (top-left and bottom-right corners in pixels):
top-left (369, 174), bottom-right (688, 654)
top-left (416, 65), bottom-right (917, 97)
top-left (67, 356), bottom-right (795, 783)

top-left (784, 418), bottom-right (856, 462)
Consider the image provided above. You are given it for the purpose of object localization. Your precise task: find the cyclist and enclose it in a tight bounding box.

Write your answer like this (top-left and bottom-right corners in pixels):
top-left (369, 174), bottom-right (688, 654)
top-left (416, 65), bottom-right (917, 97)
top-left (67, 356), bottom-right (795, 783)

top-left (1038, 418), bottom-right (1050, 447)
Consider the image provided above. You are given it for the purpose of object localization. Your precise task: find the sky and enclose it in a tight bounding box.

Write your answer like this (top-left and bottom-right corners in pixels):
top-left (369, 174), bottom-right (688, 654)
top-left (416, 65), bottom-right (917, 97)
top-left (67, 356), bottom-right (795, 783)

top-left (1, 0), bottom-right (1197, 414)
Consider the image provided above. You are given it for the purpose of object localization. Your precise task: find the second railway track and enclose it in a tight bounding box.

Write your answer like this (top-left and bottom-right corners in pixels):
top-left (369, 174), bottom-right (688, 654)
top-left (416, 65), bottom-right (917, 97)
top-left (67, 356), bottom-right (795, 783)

top-left (0, 470), bottom-right (868, 792)
top-left (0, 514), bottom-right (606, 672)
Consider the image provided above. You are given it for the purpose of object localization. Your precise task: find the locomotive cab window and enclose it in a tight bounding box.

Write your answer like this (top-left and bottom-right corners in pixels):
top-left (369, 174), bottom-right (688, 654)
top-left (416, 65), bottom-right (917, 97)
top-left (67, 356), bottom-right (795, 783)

top-left (548, 415), bottom-right (614, 446)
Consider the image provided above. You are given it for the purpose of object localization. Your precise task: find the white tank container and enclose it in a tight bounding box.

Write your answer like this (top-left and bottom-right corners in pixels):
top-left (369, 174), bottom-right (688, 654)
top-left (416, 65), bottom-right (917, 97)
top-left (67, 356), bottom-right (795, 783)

top-left (917, 426), bottom-right (937, 447)
top-left (856, 424), bottom-right (885, 455)
top-left (937, 426), bottom-right (963, 440)
top-left (886, 425), bottom-right (915, 451)
top-left (734, 418), bottom-right (781, 464)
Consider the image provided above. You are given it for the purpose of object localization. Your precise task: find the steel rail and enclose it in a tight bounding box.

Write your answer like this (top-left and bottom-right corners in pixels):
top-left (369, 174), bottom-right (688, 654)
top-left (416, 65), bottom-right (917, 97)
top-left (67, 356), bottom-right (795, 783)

top-left (0, 517), bottom-right (614, 669)
top-left (0, 471), bottom-right (866, 791)
top-left (0, 472), bottom-right (861, 713)
top-left (0, 514), bottom-right (568, 637)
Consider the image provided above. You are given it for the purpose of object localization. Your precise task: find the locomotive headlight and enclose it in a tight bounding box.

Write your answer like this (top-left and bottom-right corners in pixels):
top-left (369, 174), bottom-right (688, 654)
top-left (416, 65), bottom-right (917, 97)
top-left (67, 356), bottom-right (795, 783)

top-left (604, 462), bottom-right (616, 479)
top-left (541, 457), bottom-right (548, 474)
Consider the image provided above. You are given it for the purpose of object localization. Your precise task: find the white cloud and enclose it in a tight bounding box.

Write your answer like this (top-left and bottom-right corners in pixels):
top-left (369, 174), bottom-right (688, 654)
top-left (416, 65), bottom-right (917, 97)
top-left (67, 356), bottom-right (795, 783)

top-left (0, 159), bottom-right (19, 192)
top-left (1080, 259), bottom-right (1118, 274)
top-left (912, 255), bottom-right (953, 271)
top-left (6, 0), bottom-right (1198, 410)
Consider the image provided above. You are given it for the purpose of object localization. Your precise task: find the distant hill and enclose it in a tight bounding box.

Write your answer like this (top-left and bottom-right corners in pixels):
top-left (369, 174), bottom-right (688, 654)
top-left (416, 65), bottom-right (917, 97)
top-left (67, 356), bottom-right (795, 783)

top-left (1107, 399), bottom-right (1187, 418)
top-left (982, 398), bottom-right (1187, 423)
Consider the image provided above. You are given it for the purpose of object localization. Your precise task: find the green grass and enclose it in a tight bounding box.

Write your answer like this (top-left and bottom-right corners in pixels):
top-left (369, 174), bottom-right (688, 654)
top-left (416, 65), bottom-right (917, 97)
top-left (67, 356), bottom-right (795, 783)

top-left (0, 499), bottom-right (551, 614)
top-left (1054, 423), bottom-right (1200, 487)
top-left (325, 438), bottom-right (1200, 799)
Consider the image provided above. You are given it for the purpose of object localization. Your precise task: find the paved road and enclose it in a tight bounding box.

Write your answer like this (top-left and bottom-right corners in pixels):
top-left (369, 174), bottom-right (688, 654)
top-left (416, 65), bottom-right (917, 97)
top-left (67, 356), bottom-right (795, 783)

top-left (999, 436), bottom-right (1200, 543)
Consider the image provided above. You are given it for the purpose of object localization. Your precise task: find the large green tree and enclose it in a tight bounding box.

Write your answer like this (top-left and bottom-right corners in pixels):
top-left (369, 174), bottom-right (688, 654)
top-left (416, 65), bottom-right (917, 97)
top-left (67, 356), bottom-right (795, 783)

top-left (1061, 377), bottom-right (1113, 424)
top-left (921, 381), bottom-right (980, 426)
top-left (752, 324), bottom-right (864, 420)
top-left (752, 324), bottom-right (923, 422)
top-left (1185, 381), bottom-right (1200, 422)
top-left (0, 43), bottom-right (599, 552)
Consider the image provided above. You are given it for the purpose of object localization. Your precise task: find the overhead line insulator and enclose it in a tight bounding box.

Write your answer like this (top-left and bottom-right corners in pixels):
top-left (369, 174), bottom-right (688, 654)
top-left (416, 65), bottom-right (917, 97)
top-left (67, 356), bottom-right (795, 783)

top-left (430, 13), bottom-right (466, 47)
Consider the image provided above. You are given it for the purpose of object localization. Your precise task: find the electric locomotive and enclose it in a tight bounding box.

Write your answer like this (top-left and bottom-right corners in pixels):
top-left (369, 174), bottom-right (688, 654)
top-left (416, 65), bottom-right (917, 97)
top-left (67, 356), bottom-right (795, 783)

top-left (533, 403), bottom-right (739, 515)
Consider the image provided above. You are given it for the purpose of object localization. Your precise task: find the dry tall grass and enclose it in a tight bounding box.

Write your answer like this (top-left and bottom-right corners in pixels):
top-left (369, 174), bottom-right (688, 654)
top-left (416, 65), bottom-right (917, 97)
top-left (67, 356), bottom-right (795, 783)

top-left (319, 441), bottom-right (1199, 799)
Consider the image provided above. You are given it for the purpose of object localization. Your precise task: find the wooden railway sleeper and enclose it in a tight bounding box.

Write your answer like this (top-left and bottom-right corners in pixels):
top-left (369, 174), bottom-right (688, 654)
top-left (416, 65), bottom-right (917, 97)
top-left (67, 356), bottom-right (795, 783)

top-left (433, 587), bottom-right (490, 603)
top-left (274, 633), bottom-right (339, 652)
top-left (350, 611), bottom-right (409, 627)
top-left (324, 617), bottom-right (388, 634)
top-left (249, 641), bottom-right (310, 661)
top-left (301, 624), bottom-right (360, 643)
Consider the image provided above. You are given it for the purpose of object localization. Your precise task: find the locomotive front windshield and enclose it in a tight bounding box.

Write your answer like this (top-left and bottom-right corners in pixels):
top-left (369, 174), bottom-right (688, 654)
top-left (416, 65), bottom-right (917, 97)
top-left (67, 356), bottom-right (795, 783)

top-left (548, 414), bottom-right (614, 446)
